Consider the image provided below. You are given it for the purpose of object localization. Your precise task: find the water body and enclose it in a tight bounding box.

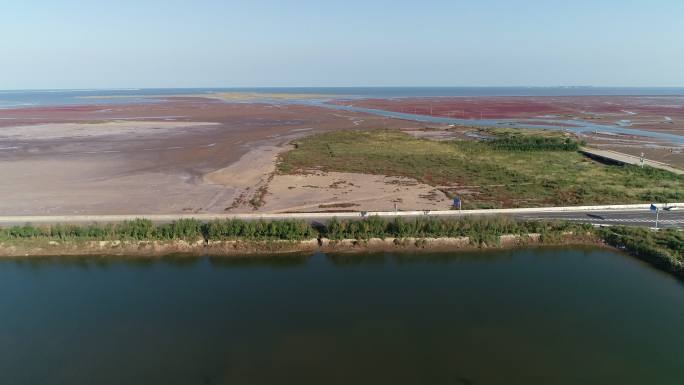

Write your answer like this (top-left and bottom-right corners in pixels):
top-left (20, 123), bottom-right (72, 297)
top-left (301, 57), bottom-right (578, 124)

top-left (1, 247), bottom-right (682, 385)
top-left (2, 87), bottom-right (684, 108)
top-left (317, 101), bottom-right (684, 144)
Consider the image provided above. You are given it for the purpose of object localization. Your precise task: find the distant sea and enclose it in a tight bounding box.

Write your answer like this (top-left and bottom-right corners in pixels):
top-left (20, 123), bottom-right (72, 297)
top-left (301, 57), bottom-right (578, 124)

top-left (1, 87), bottom-right (684, 108)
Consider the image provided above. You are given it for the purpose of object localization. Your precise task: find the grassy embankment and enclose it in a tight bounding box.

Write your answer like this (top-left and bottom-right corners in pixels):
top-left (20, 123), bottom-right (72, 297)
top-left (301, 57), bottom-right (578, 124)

top-left (598, 226), bottom-right (683, 276)
top-left (1, 218), bottom-right (681, 277)
top-left (0, 219), bottom-right (316, 244)
top-left (0, 217), bottom-right (589, 245)
top-left (277, 129), bottom-right (684, 208)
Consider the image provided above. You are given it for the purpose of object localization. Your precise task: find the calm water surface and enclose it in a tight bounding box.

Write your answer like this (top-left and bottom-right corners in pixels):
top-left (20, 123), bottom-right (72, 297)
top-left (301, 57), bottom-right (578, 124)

top-left (1, 247), bottom-right (683, 385)
top-left (2, 87), bottom-right (684, 108)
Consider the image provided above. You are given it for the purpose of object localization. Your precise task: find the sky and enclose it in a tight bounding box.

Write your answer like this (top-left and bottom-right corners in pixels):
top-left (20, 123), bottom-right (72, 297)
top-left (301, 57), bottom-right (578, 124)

top-left (1, 0), bottom-right (683, 89)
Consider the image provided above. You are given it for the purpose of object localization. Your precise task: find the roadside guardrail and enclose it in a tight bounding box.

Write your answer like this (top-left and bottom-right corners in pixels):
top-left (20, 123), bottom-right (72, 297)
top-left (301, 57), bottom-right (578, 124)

top-left (0, 203), bottom-right (681, 225)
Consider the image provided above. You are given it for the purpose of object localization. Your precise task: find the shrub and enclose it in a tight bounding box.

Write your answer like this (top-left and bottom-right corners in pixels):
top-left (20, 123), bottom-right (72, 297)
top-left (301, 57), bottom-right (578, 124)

top-left (488, 135), bottom-right (579, 151)
top-left (597, 226), bottom-right (683, 276)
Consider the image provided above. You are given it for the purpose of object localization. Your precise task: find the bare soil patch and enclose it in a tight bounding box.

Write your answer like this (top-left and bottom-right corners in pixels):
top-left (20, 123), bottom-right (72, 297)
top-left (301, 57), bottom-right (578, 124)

top-left (0, 99), bottom-right (425, 215)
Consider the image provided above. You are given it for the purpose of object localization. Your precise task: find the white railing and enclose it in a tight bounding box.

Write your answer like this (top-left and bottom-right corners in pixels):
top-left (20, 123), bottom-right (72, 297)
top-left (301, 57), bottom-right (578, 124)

top-left (0, 203), bottom-right (681, 224)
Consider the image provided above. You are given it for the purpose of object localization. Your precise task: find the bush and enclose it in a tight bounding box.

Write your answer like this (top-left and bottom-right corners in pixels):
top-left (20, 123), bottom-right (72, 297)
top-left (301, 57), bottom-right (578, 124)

top-left (322, 215), bottom-right (591, 245)
top-left (0, 216), bottom-right (594, 245)
top-left (206, 219), bottom-right (316, 241)
top-left (597, 226), bottom-right (683, 276)
top-left (488, 135), bottom-right (579, 151)
top-left (2, 216), bottom-right (681, 278)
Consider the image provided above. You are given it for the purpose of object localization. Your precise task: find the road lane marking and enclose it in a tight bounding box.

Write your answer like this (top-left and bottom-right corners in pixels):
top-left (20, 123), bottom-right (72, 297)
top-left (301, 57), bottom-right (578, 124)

top-left (523, 217), bottom-right (684, 224)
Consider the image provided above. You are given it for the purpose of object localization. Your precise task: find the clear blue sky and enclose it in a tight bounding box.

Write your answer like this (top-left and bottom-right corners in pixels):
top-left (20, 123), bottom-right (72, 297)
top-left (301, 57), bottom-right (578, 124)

top-left (1, 0), bottom-right (682, 89)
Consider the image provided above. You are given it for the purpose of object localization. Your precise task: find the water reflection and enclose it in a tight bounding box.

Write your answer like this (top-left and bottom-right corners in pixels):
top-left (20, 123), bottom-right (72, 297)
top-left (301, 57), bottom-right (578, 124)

top-left (208, 253), bottom-right (311, 268)
top-left (1, 247), bottom-right (683, 385)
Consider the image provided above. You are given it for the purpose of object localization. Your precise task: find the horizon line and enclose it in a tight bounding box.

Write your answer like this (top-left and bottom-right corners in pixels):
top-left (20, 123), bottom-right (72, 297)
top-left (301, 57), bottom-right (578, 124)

top-left (4, 85), bottom-right (684, 92)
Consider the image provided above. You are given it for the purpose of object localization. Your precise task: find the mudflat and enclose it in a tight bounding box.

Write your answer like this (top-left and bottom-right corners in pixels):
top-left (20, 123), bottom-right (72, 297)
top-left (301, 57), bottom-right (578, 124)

top-left (2, 94), bottom-right (683, 215)
top-left (333, 95), bottom-right (684, 167)
top-left (0, 97), bottom-right (428, 215)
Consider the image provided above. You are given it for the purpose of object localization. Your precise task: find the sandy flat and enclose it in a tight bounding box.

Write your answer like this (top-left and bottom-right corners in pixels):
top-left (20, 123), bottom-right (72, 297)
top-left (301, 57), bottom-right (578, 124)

top-left (0, 99), bottom-right (428, 215)
top-left (0, 158), bottom-right (234, 215)
top-left (260, 171), bottom-right (449, 213)
top-left (0, 120), bottom-right (218, 140)
top-left (200, 142), bottom-right (450, 213)
top-left (204, 145), bottom-right (285, 188)
top-left (203, 145), bottom-right (285, 212)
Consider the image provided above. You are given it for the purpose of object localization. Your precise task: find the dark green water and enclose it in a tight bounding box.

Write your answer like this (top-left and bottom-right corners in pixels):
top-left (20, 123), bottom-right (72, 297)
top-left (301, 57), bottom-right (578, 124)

top-left (1, 247), bottom-right (683, 385)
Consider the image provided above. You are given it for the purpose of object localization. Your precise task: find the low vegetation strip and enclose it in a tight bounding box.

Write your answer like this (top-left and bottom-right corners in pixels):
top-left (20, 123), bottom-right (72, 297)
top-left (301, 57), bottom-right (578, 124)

top-left (597, 226), bottom-right (683, 276)
top-left (0, 218), bottom-right (681, 278)
top-left (485, 128), bottom-right (582, 151)
top-left (322, 216), bottom-right (592, 245)
top-left (0, 217), bottom-right (589, 246)
top-left (0, 218), bottom-right (317, 243)
top-left (277, 130), bottom-right (684, 208)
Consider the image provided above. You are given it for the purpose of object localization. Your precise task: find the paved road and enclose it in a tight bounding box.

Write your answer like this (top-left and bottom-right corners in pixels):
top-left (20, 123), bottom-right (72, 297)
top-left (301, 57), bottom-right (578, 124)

top-left (344, 209), bottom-right (684, 229)
top-left (0, 207), bottom-right (681, 229)
top-left (579, 147), bottom-right (684, 175)
top-left (512, 209), bottom-right (684, 229)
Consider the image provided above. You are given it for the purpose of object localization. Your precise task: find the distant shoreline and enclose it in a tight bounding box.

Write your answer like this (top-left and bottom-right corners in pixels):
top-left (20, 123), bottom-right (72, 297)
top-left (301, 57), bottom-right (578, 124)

top-left (3, 86), bottom-right (684, 109)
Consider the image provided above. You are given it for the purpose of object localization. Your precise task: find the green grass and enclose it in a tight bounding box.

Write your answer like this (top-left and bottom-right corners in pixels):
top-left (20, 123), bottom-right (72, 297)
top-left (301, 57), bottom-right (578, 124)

top-left (485, 129), bottom-right (581, 151)
top-left (598, 226), bottom-right (683, 276)
top-left (2, 217), bottom-right (681, 278)
top-left (0, 217), bottom-right (590, 247)
top-left (277, 130), bottom-right (684, 208)
top-left (322, 216), bottom-right (592, 245)
top-left (0, 218), bottom-right (316, 243)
